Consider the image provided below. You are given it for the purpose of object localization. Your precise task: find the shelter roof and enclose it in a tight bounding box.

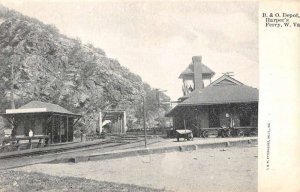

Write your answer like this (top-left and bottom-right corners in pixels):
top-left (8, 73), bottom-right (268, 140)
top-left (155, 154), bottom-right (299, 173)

top-left (4, 101), bottom-right (80, 116)
top-left (102, 110), bottom-right (125, 120)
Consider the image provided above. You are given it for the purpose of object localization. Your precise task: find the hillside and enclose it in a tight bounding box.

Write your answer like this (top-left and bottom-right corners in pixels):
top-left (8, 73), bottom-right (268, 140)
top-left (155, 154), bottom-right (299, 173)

top-left (0, 5), bottom-right (170, 134)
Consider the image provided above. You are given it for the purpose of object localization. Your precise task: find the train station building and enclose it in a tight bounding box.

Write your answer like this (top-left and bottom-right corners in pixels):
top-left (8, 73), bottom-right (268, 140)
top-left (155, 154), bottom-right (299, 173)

top-left (166, 56), bottom-right (259, 136)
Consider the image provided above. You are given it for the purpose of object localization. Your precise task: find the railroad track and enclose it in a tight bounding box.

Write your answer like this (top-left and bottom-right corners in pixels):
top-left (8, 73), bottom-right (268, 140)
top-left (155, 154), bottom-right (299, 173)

top-left (0, 136), bottom-right (144, 160)
top-left (0, 135), bottom-right (163, 170)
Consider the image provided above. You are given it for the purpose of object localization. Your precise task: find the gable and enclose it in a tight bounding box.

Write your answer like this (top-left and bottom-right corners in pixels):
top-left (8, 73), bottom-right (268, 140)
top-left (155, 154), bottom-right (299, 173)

top-left (209, 75), bottom-right (243, 87)
top-left (214, 78), bottom-right (241, 86)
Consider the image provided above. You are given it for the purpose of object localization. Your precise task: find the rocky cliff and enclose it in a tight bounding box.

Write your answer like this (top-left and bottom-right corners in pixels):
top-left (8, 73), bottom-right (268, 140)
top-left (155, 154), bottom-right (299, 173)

top-left (0, 6), bottom-right (170, 133)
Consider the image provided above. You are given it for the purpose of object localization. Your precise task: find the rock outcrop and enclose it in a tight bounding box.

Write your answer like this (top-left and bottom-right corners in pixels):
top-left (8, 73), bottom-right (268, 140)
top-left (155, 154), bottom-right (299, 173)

top-left (0, 6), bottom-right (170, 133)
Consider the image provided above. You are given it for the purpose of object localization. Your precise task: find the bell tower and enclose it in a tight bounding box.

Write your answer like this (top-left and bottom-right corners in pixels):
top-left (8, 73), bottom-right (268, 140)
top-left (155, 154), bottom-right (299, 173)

top-left (179, 56), bottom-right (215, 96)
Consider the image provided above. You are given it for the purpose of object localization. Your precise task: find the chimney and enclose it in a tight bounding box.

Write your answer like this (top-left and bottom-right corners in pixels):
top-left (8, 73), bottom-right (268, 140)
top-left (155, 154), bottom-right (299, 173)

top-left (192, 56), bottom-right (204, 90)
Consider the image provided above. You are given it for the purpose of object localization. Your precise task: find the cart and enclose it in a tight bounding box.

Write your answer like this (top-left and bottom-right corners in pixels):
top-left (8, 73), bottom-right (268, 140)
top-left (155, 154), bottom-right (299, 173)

top-left (176, 129), bottom-right (193, 141)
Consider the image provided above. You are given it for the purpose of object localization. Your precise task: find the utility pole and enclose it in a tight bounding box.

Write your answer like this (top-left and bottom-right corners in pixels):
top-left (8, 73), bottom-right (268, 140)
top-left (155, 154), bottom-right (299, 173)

top-left (155, 88), bottom-right (167, 106)
top-left (142, 94), bottom-right (147, 148)
top-left (10, 61), bottom-right (15, 109)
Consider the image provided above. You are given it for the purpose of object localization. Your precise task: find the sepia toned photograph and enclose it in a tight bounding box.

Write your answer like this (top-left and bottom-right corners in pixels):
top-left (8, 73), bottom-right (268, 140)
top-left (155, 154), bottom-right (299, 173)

top-left (0, 0), bottom-right (283, 191)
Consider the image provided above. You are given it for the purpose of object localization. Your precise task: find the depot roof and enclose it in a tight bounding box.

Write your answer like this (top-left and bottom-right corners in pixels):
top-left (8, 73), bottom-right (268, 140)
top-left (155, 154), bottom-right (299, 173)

top-left (166, 75), bottom-right (259, 117)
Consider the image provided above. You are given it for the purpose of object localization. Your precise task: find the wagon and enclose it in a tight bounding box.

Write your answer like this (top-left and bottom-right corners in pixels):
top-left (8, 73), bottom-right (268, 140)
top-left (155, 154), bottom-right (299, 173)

top-left (176, 129), bottom-right (193, 141)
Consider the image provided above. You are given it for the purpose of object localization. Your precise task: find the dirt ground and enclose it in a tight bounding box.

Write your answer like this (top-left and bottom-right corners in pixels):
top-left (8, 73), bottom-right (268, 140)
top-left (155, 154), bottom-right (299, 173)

top-left (11, 145), bottom-right (257, 192)
top-left (0, 170), bottom-right (170, 192)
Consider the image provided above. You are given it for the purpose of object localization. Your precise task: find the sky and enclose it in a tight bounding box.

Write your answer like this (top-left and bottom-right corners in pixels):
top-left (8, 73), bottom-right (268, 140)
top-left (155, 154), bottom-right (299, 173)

top-left (1, 0), bottom-right (258, 101)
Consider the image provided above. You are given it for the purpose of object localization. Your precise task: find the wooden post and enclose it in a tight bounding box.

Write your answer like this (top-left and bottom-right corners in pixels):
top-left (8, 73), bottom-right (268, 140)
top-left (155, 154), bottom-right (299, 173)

top-left (66, 116), bottom-right (69, 142)
top-left (29, 138), bottom-right (32, 149)
top-left (183, 119), bottom-right (187, 141)
top-left (143, 95), bottom-right (147, 148)
top-left (172, 118), bottom-right (176, 130)
top-left (51, 115), bottom-right (54, 144)
top-left (10, 61), bottom-right (15, 109)
top-left (59, 116), bottom-right (62, 143)
top-left (118, 115), bottom-right (123, 133)
top-left (99, 112), bottom-right (103, 134)
top-left (119, 116), bottom-right (121, 134)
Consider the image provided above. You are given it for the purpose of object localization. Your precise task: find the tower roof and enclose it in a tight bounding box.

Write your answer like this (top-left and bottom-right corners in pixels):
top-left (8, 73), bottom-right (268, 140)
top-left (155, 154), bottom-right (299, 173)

top-left (179, 62), bottom-right (215, 79)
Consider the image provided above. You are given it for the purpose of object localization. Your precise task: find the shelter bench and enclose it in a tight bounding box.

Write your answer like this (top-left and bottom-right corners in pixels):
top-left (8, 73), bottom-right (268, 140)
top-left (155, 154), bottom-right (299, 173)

top-left (1, 135), bottom-right (50, 151)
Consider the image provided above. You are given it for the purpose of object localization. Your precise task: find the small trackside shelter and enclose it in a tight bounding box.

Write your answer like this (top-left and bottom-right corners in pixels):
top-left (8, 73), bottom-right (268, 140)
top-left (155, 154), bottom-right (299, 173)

top-left (1, 101), bottom-right (81, 144)
top-left (97, 110), bottom-right (127, 134)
